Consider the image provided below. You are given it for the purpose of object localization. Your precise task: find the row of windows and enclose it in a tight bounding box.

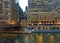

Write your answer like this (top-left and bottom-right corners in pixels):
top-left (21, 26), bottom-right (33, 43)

top-left (31, 9), bottom-right (52, 12)
top-left (30, 3), bottom-right (60, 8)
top-left (25, 20), bottom-right (58, 26)
top-left (27, 24), bottom-right (60, 30)
top-left (29, 1), bottom-right (60, 9)
top-left (30, 21), bottom-right (57, 24)
top-left (39, 27), bottom-right (60, 30)
top-left (31, 0), bottom-right (60, 2)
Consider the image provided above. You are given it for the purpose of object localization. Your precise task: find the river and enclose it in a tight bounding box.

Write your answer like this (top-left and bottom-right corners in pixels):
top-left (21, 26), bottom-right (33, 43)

top-left (1, 33), bottom-right (60, 43)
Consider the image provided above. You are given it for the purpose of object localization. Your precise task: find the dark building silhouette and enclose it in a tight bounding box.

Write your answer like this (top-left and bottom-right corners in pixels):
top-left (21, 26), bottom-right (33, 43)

top-left (16, 3), bottom-right (25, 20)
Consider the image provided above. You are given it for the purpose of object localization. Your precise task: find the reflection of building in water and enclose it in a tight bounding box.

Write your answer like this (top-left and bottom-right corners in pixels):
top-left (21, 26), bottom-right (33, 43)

top-left (38, 35), bottom-right (43, 43)
top-left (24, 0), bottom-right (60, 30)
top-left (50, 35), bottom-right (54, 43)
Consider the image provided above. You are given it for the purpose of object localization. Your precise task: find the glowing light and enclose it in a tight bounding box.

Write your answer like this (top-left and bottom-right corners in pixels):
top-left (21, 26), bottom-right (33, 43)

top-left (7, 20), bottom-right (16, 25)
top-left (50, 35), bottom-right (54, 43)
top-left (38, 35), bottom-right (43, 43)
top-left (39, 22), bottom-right (42, 24)
top-left (57, 22), bottom-right (60, 24)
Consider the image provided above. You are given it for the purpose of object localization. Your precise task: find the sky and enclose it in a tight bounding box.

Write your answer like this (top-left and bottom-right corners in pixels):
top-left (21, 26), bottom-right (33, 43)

top-left (19, 0), bottom-right (28, 11)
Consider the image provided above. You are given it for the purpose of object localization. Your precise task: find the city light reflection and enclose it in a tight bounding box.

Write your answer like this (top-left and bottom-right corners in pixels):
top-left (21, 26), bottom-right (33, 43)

top-left (38, 35), bottom-right (43, 43)
top-left (50, 35), bottom-right (54, 43)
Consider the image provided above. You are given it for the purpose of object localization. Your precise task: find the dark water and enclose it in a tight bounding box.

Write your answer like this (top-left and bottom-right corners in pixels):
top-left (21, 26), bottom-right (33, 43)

top-left (1, 33), bottom-right (60, 43)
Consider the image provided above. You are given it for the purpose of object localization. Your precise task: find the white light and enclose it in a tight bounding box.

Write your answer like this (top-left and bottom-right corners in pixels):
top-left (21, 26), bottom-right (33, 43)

top-left (19, 0), bottom-right (28, 11)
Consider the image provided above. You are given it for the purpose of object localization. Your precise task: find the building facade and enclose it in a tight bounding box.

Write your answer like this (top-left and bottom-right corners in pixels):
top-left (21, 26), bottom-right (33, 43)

top-left (2, 0), bottom-right (19, 24)
top-left (0, 0), bottom-right (3, 20)
top-left (25, 0), bottom-right (60, 30)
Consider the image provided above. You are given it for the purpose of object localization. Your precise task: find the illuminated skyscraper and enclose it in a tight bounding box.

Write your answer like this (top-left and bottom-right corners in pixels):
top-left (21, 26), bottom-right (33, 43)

top-left (3, 0), bottom-right (19, 24)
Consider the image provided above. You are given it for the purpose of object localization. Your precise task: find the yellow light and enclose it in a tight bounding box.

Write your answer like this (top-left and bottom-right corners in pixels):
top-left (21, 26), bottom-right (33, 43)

top-left (38, 35), bottom-right (43, 43)
top-left (50, 35), bottom-right (54, 43)
top-left (39, 22), bottom-right (42, 24)
top-left (7, 20), bottom-right (16, 25)
top-left (57, 22), bottom-right (60, 24)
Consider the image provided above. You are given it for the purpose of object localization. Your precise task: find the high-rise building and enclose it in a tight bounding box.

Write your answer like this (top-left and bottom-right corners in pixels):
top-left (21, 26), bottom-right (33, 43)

top-left (3, 0), bottom-right (19, 24)
top-left (16, 3), bottom-right (25, 20)
top-left (28, 0), bottom-right (60, 12)
top-left (25, 0), bottom-right (60, 30)
top-left (27, 0), bottom-right (60, 20)
top-left (27, 0), bottom-right (60, 23)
